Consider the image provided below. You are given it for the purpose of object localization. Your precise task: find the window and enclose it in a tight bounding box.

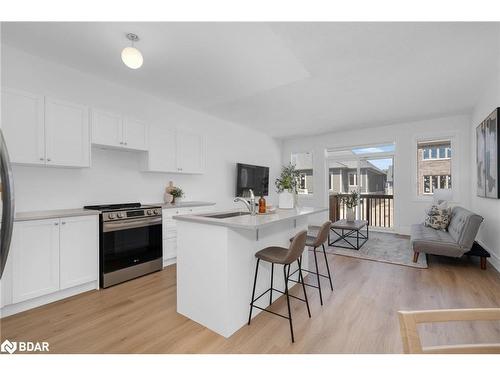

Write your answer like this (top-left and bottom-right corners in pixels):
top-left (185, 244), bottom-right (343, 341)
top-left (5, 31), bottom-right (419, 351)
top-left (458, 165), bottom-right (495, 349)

top-left (423, 175), bottom-right (451, 194)
top-left (348, 172), bottom-right (357, 186)
top-left (422, 145), bottom-right (451, 160)
top-left (291, 152), bottom-right (313, 195)
top-left (417, 140), bottom-right (452, 196)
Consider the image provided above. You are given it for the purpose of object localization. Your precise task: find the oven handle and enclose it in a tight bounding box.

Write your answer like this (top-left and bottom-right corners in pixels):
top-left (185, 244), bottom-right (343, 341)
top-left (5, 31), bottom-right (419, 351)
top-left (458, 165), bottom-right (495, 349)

top-left (103, 217), bottom-right (162, 232)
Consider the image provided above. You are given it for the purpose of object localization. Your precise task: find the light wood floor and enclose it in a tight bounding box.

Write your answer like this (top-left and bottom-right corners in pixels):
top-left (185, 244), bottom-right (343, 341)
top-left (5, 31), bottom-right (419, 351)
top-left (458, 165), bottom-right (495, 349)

top-left (1, 253), bottom-right (500, 353)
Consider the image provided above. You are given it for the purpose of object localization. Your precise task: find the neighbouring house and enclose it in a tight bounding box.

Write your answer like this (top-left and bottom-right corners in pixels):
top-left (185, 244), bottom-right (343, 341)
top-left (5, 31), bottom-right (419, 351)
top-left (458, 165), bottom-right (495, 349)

top-left (329, 160), bottom-right (388, 194)
top-left (417, 140), bottom-right (452, 195)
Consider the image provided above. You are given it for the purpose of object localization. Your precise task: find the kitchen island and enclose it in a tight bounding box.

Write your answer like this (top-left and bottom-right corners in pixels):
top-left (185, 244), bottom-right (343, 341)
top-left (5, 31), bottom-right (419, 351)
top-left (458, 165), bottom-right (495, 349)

top-left (174, 206), bottom-right (328, 338)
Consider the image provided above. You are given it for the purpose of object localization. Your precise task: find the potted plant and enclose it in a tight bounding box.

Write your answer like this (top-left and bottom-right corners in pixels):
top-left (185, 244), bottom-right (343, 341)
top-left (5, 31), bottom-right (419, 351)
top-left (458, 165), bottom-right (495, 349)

top-left (170, 187), bottom-right (184, 204)
top-left (340, 190), bottom-right (359, 222)
top-left (275, 164), bottom-right (301, 209)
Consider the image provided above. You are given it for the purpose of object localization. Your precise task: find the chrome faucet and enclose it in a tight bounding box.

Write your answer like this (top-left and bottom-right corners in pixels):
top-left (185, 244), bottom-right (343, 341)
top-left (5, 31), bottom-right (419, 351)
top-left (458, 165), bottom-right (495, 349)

top-left (234, 189), bottom-right (256, 215)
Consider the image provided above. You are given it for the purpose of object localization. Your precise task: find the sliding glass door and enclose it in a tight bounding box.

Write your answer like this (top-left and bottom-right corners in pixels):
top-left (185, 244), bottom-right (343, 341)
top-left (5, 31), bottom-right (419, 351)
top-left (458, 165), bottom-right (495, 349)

top-left (327, 144), bottom-right (395, 229)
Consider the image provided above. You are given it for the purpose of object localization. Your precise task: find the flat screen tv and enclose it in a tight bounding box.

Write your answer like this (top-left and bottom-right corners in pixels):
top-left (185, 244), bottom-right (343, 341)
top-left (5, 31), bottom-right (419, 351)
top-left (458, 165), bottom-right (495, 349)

top-left (236, 163), bottom-right (269, 197)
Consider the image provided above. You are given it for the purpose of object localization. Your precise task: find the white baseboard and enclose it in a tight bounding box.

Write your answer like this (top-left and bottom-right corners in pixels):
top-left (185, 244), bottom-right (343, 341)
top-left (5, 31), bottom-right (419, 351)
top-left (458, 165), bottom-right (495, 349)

top-left (476, 239), bottom-right (500, 273)
top-left (0, 281), bottom-right (98, 319)
top-left (163, 257), bottom-right (176, 267)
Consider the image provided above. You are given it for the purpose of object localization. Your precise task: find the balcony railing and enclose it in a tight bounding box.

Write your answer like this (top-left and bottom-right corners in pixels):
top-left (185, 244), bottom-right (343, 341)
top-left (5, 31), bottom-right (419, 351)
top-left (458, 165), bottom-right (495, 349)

top-left (329, 193), bottom-right (394, 228)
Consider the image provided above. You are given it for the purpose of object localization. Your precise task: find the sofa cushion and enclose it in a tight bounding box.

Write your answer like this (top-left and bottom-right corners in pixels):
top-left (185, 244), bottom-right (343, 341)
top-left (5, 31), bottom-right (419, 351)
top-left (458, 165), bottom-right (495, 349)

top-left (424, 205), bottom-right (451, 230)
top-left (447, 207), bottom-right (484, 250)
top-left (410, 224), bottom-right (464, 258)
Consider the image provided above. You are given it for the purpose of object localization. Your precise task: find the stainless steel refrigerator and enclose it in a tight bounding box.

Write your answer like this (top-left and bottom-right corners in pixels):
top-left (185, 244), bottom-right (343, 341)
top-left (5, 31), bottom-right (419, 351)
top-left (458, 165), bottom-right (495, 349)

top-left (0, 129), bottom-right (14, 278)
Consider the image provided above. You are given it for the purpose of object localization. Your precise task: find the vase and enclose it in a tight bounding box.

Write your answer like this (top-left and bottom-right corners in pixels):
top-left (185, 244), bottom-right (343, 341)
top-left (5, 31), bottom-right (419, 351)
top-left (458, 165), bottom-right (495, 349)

top-left (164, 192), bottom-right (173, 204)
top-left (346, 207), bottom-right (356, 222)
top-left (278, 191), bottom-right (295, 209)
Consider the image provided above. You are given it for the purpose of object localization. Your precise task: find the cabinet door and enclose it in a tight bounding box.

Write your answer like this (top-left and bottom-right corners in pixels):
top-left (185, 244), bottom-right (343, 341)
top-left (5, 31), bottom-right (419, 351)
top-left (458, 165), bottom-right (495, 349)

top-left (164, 238), bottom-right (177, 261)
top-left (12, 219), bottom-right (60, 303)
top-left (146, 124), bottom-right (176, 172)
top-left (45, 97), bottom-right (90, 167)
top-left (176, 131), bottom-right (204, 174)
top-left (123, 117), bottom-right (148, 151)
top-left (91, 109), bottom-right (123, 148)
top-left (1, 88), bottom-right (45, 165)
top-left (59, 216), bottom-right (98, 290)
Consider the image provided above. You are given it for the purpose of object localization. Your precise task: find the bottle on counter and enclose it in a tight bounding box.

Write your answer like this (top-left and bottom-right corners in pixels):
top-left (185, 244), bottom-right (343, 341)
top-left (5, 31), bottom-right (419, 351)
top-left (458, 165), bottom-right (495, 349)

top-left (258, 196), bottom-right (266, 214)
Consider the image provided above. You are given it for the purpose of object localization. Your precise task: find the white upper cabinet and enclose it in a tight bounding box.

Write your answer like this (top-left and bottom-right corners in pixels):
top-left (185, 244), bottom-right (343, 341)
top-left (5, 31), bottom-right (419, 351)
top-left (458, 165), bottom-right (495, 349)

top-left (146, 123), bottom-right (177, 172)
top-left (123, 117), bottom-right (148, 151)
top-left (45, 97), bottom-right (90, 167)
top-left (91, 109), bottom-right (148, 151)
top-left (91, 109), bottom-right (123, 148)
top-left (1, 88), bottom-right (90, 168)
top-left (59, 216), bottom-right (98, 290)
top-left (1, 88), bottom-right (45, 165)
top-left (144, 127), bottom-right (205, 174)
top-left (176, 131), bottom-right (204, 174)
top-left (12, 219), bottom-right (60, 304)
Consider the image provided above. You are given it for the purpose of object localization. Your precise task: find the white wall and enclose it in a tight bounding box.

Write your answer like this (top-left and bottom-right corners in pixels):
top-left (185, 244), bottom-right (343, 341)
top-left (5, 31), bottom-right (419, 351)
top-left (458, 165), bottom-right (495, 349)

top-left (282, 114), bottom-right (472, 233)
top-left (1, 45), bottom-right (282, 212)
top-left (470, 51), bottom-right (500, 271)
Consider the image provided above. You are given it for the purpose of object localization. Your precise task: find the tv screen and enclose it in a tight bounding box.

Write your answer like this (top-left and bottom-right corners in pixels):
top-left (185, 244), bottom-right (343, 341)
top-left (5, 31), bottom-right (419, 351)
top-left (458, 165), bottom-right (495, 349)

top-left (236, 163), bottom-right (269, 197)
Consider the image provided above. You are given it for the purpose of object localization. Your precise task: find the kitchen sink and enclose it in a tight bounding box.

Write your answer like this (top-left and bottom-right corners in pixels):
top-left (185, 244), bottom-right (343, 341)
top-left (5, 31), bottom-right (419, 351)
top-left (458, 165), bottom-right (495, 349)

top-left (204, 211), bottom-right (251, 219)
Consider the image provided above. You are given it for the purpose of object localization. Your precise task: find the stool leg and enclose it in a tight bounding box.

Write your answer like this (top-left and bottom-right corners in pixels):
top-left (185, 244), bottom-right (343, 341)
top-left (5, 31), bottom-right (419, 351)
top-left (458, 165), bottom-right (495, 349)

top-left (283, 264), bottom-right (294, 343)
top-left (313, 246), bottom-right (323, 305)
top-left (322, 244), bottom-right (333, 291)
top-left (297, 257), bottom-right (311, 318)
top-left (248, 258), bottom-right (260, 325)
top-left (269, 263), bottom-right (274, 305)
top-left (480, 257), bottom-right (487, 270)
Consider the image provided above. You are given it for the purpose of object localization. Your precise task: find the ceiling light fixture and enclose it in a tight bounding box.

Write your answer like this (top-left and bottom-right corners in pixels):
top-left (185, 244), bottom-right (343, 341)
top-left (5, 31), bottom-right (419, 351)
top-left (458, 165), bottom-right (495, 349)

top-left (121, 33), bottom-right (143, 69)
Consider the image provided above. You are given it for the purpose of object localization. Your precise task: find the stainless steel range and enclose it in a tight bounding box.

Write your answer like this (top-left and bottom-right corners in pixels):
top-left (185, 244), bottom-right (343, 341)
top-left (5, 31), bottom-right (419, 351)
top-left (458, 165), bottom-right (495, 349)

top-left (84, 203), bottom-right (162, 288)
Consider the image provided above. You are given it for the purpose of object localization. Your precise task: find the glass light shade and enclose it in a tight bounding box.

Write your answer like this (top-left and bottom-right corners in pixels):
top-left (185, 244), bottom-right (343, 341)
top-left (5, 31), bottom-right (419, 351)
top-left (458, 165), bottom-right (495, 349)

top-left (121, 47), bottom-right (143, 69)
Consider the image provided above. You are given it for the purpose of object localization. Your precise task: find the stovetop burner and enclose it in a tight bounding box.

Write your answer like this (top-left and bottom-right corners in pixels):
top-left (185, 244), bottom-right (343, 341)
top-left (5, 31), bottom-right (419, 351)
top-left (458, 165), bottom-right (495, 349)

top-left (84, 202), bottom-right (152, 212)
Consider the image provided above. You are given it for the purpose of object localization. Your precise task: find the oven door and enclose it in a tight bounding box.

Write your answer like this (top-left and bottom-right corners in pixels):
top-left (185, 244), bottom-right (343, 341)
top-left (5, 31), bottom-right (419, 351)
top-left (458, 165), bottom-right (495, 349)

top-left (102, 217), bottom-right (162, 274)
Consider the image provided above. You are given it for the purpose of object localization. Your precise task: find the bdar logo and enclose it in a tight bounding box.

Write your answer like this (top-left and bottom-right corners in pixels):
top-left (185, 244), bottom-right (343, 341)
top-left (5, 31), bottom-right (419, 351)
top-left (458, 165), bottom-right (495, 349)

top-left (1, 339), bottom-right (17, 354)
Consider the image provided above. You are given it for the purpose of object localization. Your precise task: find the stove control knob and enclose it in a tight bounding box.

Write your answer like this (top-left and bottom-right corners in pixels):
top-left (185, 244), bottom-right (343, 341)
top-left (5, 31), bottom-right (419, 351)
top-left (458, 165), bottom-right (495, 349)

top-left (117, 212), bottom-right (125, 218)
top-left (154, 208), bottom-right (161, 215)
top-left (147, 210), bottom-right (153, 215)
top-left (108, 213), bottom-right (116, 219)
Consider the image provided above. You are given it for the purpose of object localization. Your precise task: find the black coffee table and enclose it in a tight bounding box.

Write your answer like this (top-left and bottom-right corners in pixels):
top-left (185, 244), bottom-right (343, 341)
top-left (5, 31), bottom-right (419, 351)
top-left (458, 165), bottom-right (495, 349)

top-left (328, 219), bottom-right (369, 250)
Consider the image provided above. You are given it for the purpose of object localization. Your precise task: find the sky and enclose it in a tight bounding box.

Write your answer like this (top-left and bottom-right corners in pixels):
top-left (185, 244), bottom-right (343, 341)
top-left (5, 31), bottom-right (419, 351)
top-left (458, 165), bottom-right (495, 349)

top-left (352, 144), bottom-right (394, 171)
top-left (369, 158), bottom-right (393, 171)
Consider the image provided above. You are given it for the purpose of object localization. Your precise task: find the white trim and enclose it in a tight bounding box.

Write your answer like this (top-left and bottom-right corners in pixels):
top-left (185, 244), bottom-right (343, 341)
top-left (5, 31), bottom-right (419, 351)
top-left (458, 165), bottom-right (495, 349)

top-left (0, 281), bottom-right (97, 318)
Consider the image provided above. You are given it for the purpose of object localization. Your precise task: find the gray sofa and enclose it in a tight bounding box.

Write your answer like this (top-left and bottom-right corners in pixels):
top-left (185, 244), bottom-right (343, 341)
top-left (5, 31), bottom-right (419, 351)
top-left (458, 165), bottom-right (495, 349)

top-left (411, 206), bottom-right (483, 263)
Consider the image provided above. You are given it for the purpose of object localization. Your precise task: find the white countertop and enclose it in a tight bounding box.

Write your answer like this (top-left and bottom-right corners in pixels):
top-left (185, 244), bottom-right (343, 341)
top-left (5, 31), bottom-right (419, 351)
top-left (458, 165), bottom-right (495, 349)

top-left (150, 201), bottom-right (216, 209)
top-left (13, 201), bottom-right (216, 222)
top-left (15, 208), bottom-right (100, 222)
top-left (174, 206), bottom-right (328, 230)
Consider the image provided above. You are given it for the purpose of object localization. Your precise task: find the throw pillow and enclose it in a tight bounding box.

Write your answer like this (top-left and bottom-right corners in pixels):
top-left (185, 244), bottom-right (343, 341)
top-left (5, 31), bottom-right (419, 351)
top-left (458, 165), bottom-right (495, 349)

top-left (424, 205), bottom-right (451, 230)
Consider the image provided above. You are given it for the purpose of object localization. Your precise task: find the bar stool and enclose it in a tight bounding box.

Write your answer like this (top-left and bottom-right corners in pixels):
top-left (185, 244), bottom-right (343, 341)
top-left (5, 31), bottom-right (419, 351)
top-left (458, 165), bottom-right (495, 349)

top-left (289, 221), bottom-right (333, 305)
top-left (248, 230), bottom-right (311, 343)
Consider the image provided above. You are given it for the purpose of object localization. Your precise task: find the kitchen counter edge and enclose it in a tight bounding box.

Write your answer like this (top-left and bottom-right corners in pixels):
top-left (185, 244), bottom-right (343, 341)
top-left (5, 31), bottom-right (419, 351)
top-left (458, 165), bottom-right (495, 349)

top-left (15, 208), bottom-right (100, 222)
top-left (173, 207), bottom-right (328, 230)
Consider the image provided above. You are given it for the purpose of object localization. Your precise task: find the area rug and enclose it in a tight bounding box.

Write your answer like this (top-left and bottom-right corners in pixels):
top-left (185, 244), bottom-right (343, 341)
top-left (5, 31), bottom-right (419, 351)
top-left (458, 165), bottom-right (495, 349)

top-left (320, 230), bottom-right (428, 269)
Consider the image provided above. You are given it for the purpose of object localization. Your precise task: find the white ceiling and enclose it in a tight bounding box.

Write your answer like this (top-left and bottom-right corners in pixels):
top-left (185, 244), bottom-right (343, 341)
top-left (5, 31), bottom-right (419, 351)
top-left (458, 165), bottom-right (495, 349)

top-left (2, 22), bottom-right (499, 138)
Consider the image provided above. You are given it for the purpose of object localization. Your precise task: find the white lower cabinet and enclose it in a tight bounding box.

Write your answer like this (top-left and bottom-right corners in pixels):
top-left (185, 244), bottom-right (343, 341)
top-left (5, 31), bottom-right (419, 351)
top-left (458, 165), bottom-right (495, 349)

top-left (1, 215), bottom-right (99, 317)
top-left (12, 219), bottom-right (60, 304)
top-left (59, 216), bottom-right (99, 290)
top-left (162, 205), bottom-right (213, 266)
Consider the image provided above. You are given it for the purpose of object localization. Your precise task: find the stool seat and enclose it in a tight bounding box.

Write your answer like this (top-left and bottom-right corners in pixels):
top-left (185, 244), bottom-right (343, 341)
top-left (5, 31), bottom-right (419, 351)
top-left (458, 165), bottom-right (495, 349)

top-left (255, 246), bottom-right (290, 264)
top-left (289, 235), bottom-right (319, 247)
